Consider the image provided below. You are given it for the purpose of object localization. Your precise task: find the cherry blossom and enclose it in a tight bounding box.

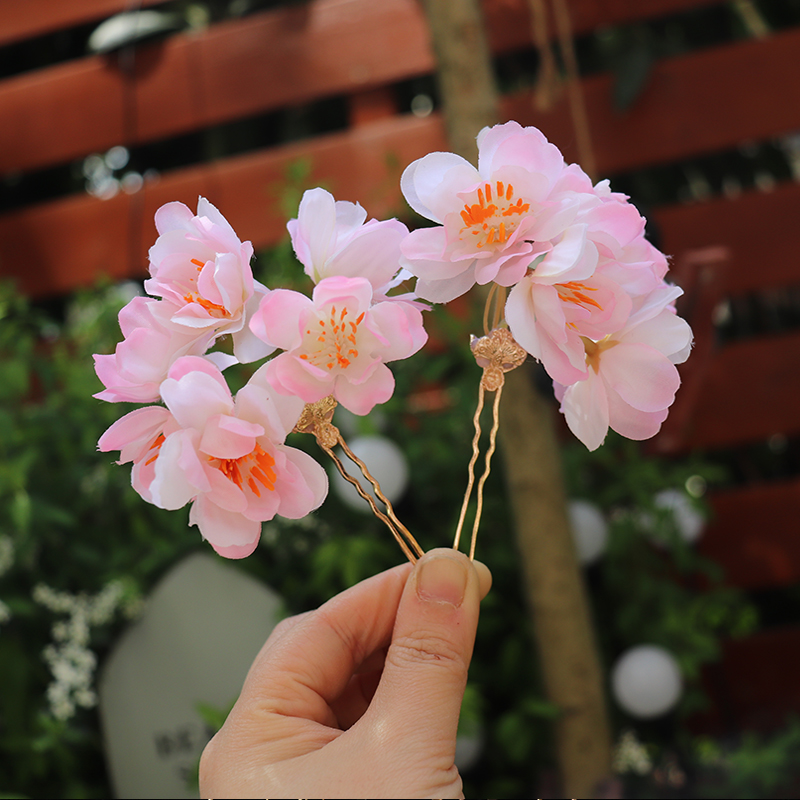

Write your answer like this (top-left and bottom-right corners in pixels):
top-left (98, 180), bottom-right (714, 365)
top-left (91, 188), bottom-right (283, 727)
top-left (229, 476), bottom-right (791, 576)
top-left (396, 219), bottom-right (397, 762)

top-left (553, 286), bottom-right (693, 451)
top-left (98, 357), bottom-right (328, 558)
top-left (250, 275), bottom-right (427, 415)
top-left (288, 187), bottom-right (411, 297)
top-left (93, 296), bottom-right (218, 403)
top-left (504, 224), bottom-right (632, 385)
top-left (145, 197), bottom-right (273, 364)
top-left (399, 120), bottom-right (579, 302)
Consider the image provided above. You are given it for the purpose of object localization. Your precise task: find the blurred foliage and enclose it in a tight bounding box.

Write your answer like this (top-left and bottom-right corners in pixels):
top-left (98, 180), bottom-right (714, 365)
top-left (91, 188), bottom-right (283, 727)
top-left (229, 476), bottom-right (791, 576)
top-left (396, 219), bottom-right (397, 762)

top-left (692, 717), bottom-right (800, 798)
top-left (0, 281), bottom-right (204, 797)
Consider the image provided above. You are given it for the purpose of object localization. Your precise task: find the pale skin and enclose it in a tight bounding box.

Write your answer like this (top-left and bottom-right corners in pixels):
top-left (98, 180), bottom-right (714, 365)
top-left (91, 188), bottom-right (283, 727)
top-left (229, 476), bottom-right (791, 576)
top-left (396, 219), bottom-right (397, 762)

top-left (199, 548), bottom-right (492, 799)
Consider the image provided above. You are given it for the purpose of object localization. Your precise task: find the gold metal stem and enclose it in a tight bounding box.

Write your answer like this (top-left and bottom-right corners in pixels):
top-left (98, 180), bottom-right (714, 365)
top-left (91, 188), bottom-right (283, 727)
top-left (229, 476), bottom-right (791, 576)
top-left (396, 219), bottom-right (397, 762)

top-left (483, 282), bottom-right (498, 336)
top-left (469, 383), bottom-right (503, 561)
top-left (323, 444), bottom-right (417, 564)
top-left (338, 438), bottom-right (425, 559)
top-left (453, 381), bottom-right (486, 552)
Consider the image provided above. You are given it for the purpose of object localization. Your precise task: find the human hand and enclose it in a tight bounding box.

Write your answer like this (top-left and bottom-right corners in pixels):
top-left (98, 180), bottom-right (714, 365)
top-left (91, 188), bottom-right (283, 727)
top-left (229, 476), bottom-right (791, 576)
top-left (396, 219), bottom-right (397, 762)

top-left (199, 547), bottom-right (492, 799)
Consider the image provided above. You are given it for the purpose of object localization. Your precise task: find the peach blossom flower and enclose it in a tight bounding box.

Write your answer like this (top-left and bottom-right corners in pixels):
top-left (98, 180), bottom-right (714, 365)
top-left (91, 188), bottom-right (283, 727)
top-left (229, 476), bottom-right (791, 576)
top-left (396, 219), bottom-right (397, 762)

top-left (145, 197), bottom-right (273, 364)
top-left (98, 357), bottom-right (327, 558)
top-left (399, 121), bottom-right (578, 302)
top-left (250, 276), bottom-right (427, 415)
top-left (554, 286), bottom-right (693, 451)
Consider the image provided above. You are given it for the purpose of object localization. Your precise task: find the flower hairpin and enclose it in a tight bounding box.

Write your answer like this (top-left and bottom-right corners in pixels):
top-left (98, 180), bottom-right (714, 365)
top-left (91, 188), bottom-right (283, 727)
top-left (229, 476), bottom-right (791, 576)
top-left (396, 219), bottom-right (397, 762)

top-left (94, 120), bottom-right (692, 565)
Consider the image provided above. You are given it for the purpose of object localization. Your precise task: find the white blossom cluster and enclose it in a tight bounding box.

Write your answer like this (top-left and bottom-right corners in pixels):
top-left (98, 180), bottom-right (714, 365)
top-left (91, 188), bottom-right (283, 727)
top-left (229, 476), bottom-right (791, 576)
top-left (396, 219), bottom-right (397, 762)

top-left (0, 535), bottom-right (14, 627)
top-left (612, 729), bottom-right (653, 776)
top-left (33, 580), bottom-right (133, 721)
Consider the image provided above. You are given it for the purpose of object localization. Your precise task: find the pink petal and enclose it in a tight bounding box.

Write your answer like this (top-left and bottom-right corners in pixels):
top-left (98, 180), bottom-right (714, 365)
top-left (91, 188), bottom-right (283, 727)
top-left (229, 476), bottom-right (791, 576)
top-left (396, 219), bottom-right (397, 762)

top-left (264, 353), bottom-right (332, 403)
top-left (560, 371), bottom-right (609, 452)
top-left (237, 365), bottom-right (305, 440)
top-left (606, 391), bottom-right (669, 441)
top-left (195, 197), bottom-right (244, 254)
top-left (189, 496), bottom-right (261, 559)
top-left (160, 368), bottom-right (234, 430)
top-left (401, 152), bottom-right (480, 222)
top-left (199, 414), bottom-right (263, 459)
top-left (98, 406), bottom-right (171, 462)
top-left (534, 225), bottom-right (595, 281)
top-left (311, 275), bottom-right (373, 312)
top-left (203, 464), bottom-right (248, 513)
top-left (291, 187), bottom-right (337, 279)
top-left (232, 289), bottom-right (277, 363)
top-left (118, 295), bottom-right (157, 337)
top-left (476, 120), bottom-right (526, 174)
top-left (154, 201), bottom-right (194, 236)
top-left (151, 430), bottom-right (207, 510)
top-left (600, 342), bottom-right (679, 412)
top-left (249, 289), bottom-right (312, 351)
top-left (368, 301), bottom-right (427, 362)
top-left (486, 133), bottom-right (565, 195)
top-left (415, 265), bottom-right (478, 303)
top-left (327, 219), bottom-right (408, 289)
top-left (274, 446), bottom-right (329, 519)
top-left (621, 307), bottom-right (693, 363)
top-left (334, 362), bottom-right (395, 414)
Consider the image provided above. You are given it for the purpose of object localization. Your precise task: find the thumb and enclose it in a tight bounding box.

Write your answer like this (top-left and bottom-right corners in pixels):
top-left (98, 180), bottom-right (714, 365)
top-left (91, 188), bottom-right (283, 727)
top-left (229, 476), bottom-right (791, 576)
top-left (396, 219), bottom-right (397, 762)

top-left (365, 548), bottom-right (491, 762)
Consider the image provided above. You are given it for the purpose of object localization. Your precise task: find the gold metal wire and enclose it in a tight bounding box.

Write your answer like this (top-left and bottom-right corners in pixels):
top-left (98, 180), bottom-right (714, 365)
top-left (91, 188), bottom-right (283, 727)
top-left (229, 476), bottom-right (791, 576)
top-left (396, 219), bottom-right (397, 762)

top-left (455, 307), bottom-right (528, 560)
top-left (452, 381), bottom-right (487, 552)
top-left (294, 396), bottom-right (421, 563)
top-left (338, 438), bottom-right (425, 559)
top-left (323, 444), bottom-right (418, 564)
top-left (469, 384), bottom-right (503, 561)
top-left (482, 283), bottom-right (498, 336)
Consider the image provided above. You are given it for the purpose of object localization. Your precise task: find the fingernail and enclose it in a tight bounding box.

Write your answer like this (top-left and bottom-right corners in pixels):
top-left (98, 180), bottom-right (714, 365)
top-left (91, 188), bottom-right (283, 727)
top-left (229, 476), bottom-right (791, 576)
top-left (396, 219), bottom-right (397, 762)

top-left (416, 554), bottom-right (468, 607)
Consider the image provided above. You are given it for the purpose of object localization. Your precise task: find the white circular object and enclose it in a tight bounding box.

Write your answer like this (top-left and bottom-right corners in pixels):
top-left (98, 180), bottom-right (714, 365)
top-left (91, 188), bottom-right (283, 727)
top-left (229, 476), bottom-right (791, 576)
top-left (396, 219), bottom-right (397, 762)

top-left (654, 489), bottom-right (704, 543)
top-left (568, 499), bottom-right (608, 565)
top-left (611, 645), bottom-right (683, 719)
top-left (331, 436), bottom-right (409, 513)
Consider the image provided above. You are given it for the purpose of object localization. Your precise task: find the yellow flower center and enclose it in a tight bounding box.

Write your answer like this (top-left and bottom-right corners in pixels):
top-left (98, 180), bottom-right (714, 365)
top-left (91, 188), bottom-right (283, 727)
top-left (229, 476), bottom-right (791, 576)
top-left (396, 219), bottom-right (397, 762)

top-left (581, 335), bottom-right (618, 373)
top-left (182, 258), bottom-right (231, 318)
top-left (213, 443), bottom-right (276, 497)
top-left (299, 304), bottom-right (364, 371)
top-left (459, 181), bottom-right (531, 249)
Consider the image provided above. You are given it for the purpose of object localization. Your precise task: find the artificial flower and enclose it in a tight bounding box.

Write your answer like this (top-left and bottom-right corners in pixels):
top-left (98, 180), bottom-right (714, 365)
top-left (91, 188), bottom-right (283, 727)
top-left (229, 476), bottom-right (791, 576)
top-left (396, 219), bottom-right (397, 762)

top-left (505, 224), bottom-right (632, 385)
top-left (250, 275), bottom-right (427, 415)
top-left (399, 120), bottom-right (579, 302)
top-left (93, 296), bottom-right (219, 403)
top-left (145, 197), bottom-right (273, 363)
top-left (554, 285), bottom-right (693, 451)
top-left (98, 356), bottom-right (327, 558)
top-left (288, 187), bottom-right (411, 296)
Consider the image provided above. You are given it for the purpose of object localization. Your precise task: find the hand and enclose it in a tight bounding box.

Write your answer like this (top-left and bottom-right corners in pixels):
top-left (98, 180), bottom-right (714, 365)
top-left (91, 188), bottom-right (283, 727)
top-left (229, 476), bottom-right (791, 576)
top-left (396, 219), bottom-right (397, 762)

top-left (199, 547), bottom-right (492, 799)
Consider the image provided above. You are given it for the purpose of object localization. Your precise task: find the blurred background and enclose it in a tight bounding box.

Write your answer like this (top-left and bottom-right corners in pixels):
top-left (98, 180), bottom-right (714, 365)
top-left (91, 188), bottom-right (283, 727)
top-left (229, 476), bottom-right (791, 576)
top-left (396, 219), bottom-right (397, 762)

top-left (2, 0), bottom-right (800, 797)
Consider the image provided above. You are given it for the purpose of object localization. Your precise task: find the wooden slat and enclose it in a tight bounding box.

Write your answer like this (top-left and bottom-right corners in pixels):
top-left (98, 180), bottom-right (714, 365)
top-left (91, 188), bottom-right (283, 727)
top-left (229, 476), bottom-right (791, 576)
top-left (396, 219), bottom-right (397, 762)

top-left (650, 184), bottom-right (800, 455)
top-left (667, 331), bottom-right (800, 451)
top-left (0, 114), bottom-right (447, 298)
top-left (518, 26), bottom-right (800, 175)
top-left (693, 626), bottom-right (800, 733)
top-left (0, 0), bottom-right (168, 48)
top-left (0, 0), bottom-right (434, 177)
top-left (654, 181), bottom-right (800, 297)
top-left (483, 0), bottom-right (725, 59)
top-left (698, 479), bottom-right (800, 590)
top-left (6, 91), bottom-right (800, 301)
top-left (3, 2), bottom-right (798, 177)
